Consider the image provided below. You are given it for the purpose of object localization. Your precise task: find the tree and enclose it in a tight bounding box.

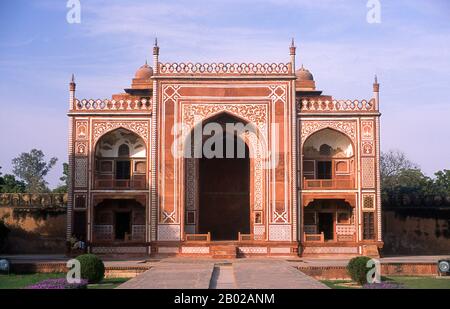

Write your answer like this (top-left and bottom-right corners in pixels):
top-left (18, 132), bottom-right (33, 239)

top-left (0, 166), bottom-right (26, 193)
top-left (53, 163), bottom-right (69, 193)
top-left (431, 169), bottom-right (450, 196)
top-left (380, 149), bottom-right (419, 189)
top-left (1, 174), bottom-right (26, 193)
top-left (11, 149), bottom-right (57, 193)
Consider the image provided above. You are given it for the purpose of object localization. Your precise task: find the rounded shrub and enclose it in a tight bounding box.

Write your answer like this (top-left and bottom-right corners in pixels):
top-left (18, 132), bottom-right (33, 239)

top-left (346, 256), bottom-right (372, 285)
top-left (75, 254), bottom-right (105, 283)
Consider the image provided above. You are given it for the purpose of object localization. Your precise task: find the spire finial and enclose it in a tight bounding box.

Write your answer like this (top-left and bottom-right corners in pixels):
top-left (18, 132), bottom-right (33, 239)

top-left (373, 74), bottom-right (380, 93)
top-left (145, 59), bottom-right (148, 65)
top-left (69, 73), bottom-right (76, 91)
top-left (153, 37), bottom-right (160, 56)
top-left (289, 37), bottom-right (296, 56)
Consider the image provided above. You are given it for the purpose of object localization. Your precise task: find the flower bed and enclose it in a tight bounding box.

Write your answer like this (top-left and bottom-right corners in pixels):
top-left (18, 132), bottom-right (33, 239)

top-left (25, 278), bottom-right (88, 289)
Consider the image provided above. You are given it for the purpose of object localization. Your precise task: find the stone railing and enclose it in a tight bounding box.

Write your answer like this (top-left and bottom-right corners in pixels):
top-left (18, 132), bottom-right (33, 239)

top-left (73, 98), bottom-right (152, 112)
top-left (298, 99), bottom-right (377, 113)
top-left (158, 62), bottom-right (292, 75)
top-left (0, 193), bottom-right (67, 209)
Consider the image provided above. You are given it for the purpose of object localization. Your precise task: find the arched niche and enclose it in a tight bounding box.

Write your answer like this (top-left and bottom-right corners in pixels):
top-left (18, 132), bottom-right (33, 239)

top-left (302, 128), bottom-right (355, 189)
top-left (94, 128), bottom-right (147, 189)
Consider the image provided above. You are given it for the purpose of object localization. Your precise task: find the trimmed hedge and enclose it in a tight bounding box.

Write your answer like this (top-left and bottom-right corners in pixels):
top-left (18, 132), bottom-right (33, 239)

top-left (75, 254), bottom-right (105, 283)
top-left (347, 256), bottom-right (372, 285)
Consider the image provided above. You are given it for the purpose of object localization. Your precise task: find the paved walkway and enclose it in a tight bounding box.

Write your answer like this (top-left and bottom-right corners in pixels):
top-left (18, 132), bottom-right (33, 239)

top-left (117, 260), bottom-right (215, 289)
top-left (233, 260), bottom-right (328, 289)
top-left (117, 259), bottom-right (328, 289)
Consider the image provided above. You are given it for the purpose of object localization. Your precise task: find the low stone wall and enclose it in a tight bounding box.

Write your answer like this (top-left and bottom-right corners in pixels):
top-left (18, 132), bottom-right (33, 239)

top-left (10, 262), bottom-right (150, 278)
top-left (299, 263), bottom-right (439, 280)
top-left (382, 208), bottom-right (450, 256)
top-left (0, 206), bottom-right (66, 254)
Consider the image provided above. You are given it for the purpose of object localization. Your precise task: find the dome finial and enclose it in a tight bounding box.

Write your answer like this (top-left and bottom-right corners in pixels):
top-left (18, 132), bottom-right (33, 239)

top-left (71, 73), bottom-right (75, 83)
top-left (291, 38), bottom-right (295, 47)
top-left (374, 74), bottom-right (378, 84)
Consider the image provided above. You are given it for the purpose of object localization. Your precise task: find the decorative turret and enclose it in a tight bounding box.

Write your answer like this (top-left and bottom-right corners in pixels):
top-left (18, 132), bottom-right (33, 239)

top-left (290, 38), bottom-right (296, 72)
top-left (373, 75), bottom-right (380, 109)
top-left (153, 37), bottom-right (159, 75)
top-left (69, 74), bottom-right (76, 109)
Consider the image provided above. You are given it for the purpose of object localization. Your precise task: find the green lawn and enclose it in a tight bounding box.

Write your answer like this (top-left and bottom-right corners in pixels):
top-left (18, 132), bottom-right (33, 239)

top-left (87, 277), bottom-right (130, 289)
top-left (0, 273), bottom-right (130, 289)
top-left (321, 276), bottom-right (450, 289)
top-left (0, 273), bottom-right (65, 289)
top-left (386, 276), bottom-right (450, 289)
top-left (321, 280), bottom-right (357, 289)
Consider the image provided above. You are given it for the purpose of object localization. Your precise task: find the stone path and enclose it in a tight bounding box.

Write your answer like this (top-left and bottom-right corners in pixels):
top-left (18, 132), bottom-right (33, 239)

top-left (117, 259), bottom-right (328, 289)
top-left (117, 260), bottom-right (215, 289)
top-left (233, 260), bottom-right (328, 289)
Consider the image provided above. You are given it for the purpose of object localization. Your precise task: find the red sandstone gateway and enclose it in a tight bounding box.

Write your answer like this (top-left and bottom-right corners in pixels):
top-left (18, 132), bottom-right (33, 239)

top-left (67, 40), bottom-right (382, 258)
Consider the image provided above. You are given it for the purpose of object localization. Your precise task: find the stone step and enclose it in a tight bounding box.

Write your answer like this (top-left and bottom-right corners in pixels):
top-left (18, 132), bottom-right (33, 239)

top-left (210, 245), bottom-right (237, 259)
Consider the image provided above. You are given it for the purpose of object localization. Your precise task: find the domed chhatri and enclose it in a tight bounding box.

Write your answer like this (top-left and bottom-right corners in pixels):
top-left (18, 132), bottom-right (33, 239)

top-left (134, 61), bottom-right (153, 79)
top-left (295, 64), bottom-right (316, 91)
top-left (295, 65), bottom-right (314, 81)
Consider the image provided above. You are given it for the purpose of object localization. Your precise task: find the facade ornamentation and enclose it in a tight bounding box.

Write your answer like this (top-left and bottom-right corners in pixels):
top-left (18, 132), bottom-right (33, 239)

top-left (66, 43), bottom-right (382, 257)
top-left (92, 120), bottom-right (149, 144)
top-left (300, 120), bottom-right (357, 143)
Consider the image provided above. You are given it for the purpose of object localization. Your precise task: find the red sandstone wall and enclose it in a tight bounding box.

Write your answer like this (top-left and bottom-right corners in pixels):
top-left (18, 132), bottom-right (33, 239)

top-left (382, 208), bottom-right (450, 256)
top-left (0, 207), bottom-right (66, 254)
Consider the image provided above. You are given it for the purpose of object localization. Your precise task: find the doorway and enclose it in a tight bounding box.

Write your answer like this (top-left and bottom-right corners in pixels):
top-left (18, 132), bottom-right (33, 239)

top-left (116, 161), bottom-right (131, 180)
top-left (198, 136), bottom-right (250, 240)
top-left (115, 212), bottom-right (131, 240)
top-left (317, 161), bottom-right (332, 179)
top-left (318, 213), bottom-right (334, 241)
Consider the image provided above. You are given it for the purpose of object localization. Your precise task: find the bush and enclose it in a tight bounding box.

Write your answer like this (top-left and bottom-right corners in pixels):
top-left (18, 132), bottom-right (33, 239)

top-left (26, 278), bottom-right (88, 289)
top-left (75, 254), bottom-right (105, 283)
top-left (347, 256), bottom-right (372, 285)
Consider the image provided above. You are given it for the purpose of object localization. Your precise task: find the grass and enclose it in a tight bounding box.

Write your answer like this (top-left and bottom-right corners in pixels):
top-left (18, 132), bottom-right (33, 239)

top-left (0, 273), bottom-right (130, 289)
top-left (321, 276), bottom-right (450, 289)
top-left (87, 277), bottom-right (130, 289)
top-left (0, 273), bottom-right (65, 289)
top-left (385, 276), bottom-right (450, 289)
top-left (321, 280), bottom-right (357, 289)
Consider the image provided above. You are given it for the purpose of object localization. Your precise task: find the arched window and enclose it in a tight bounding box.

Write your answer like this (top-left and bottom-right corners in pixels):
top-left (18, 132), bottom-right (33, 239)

top-left (118, 144), bottom-right (130, 157)
top-left (319, 144), bottom-right (332, 156)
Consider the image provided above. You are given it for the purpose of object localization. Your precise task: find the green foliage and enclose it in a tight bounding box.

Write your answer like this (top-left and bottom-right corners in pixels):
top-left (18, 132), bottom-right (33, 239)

top-left (347, 256), bottom-right (372, 285)
top-left (381, 150), bottom-right (450, 208)
top-left (53, 163), bottom-right (68, 193)
top-left (11, 149), bottom-right (57, 193)
top-left (75, 254), bottom-right (105, 283)
top-left (0, 174), bottom-right (26, 193)
top-left (431, 169), bottom-right (450, 196)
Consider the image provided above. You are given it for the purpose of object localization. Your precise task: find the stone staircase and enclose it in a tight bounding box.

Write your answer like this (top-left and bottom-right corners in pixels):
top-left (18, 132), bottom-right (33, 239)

top-left (210, 245), bottom-right (237, 259)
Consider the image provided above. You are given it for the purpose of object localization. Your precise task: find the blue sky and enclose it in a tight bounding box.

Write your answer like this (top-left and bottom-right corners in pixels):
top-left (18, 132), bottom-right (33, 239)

top-left (0, 0), bottom-right (449, 188)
